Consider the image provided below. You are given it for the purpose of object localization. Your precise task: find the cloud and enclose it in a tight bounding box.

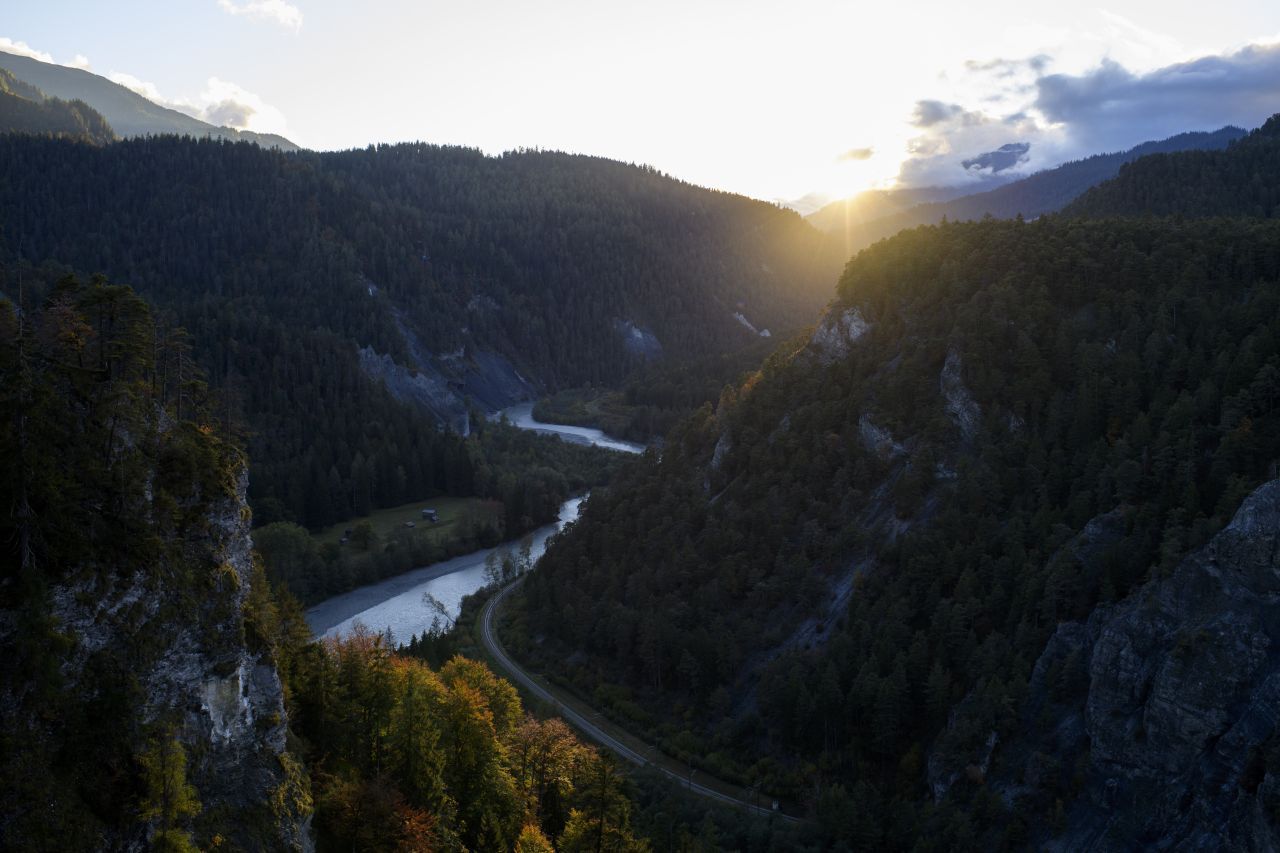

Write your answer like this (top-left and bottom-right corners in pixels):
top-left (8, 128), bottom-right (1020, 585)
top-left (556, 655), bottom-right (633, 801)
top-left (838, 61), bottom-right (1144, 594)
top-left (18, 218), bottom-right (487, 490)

top-left (913, 100), bottom-right (960, 127)
top-left (109, 71), bottom-right (288, 135)
top-left (110, 72), bottom-right (167, 103)
top-left (217, 0), bottom-right (303, 31)
top-left (964, 54), bottom-right (1052, 78)
top-left (837, 147), bottom-right (874, 162)
top-left (204, 98), bottom-right (255, 128)
top-left (0, 38), bottom-right (89, 70)
top-left (1033, 43), bottom-right (1280, 152)
top-left (0, 37), bottom-right (54, 63)
top-left (893, 39), bottom-right (1280, 189)
top-left (962, 142), bottom-right (1031, 173)
top-left (911, 100), bottom-right (987, 128)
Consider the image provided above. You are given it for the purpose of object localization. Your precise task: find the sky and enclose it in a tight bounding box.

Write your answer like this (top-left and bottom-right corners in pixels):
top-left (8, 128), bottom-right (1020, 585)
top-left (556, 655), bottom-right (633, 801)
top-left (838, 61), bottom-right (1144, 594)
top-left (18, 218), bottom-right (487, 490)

top-left (4, 1), bottom-right (1280, 205)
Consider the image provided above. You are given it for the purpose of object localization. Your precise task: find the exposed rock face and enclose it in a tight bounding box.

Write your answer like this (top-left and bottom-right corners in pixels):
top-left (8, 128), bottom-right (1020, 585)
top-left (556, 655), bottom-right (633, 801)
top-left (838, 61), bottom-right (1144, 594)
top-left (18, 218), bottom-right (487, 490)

top-left (939, 349), bottom-right (980, 441)
top-left (44, 470), bottom-right (311, 852)
top-left (858, 413), bottom-right (905, 460)
top-left (358, 293), bottom-right (538, 433)
top-left (614, 319), bottom-right (663, 360)
top-left (1015, 480), bottom-right (1280, 850)
top-left (731, 311), bottom-right (771, 337)
top-left (710, 431), bottom-right (732, 472)
top-left (808, 305), bottom-right (870, 365)
top-left (359, 345), bottom-right (470, 432)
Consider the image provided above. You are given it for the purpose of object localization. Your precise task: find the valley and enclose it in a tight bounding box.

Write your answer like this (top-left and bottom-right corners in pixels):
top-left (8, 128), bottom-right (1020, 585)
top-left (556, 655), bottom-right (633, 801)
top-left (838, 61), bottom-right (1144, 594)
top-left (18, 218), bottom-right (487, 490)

top-left (4, 16), bottom-right (1280, 849)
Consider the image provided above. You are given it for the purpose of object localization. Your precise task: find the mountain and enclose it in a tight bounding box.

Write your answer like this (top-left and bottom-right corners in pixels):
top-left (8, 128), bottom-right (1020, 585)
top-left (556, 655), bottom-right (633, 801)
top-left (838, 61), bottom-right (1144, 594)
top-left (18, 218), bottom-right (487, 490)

top-left (804, 183), bottom-right (997, 231)
top-left (811, 125), bottom-right (1247, 258)
top-left (0, 134), bottom-right (841, 530)
top-left (0, 50), bottom-right (297, 150)
top-left (0, 67), bottom-right (114, 143)
top-left (1064, 114), bottom-right (1280, 219)
top-left (507, 117), bottom-right (1280, 847)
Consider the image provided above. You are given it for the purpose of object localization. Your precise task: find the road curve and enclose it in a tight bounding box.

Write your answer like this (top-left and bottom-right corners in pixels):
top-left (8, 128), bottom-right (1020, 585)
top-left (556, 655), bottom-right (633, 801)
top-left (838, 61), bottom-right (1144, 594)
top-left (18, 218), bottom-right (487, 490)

top-left (480, 576), bottom-right (801, 823)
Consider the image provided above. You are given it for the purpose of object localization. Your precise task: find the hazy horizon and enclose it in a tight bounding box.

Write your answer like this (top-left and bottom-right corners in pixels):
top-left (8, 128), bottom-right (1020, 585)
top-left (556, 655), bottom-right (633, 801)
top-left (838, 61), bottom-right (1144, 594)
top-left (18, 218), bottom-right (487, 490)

top-left (5, 1), bottom-right (1280, 205)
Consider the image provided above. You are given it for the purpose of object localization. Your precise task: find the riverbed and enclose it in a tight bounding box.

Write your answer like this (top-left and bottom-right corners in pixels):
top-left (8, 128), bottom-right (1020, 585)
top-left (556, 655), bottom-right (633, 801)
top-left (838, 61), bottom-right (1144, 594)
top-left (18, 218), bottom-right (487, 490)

top-left (305, 497), bottom-right (584, 643)
top-left (305, 403), bottom-right (641, 642)
top-left (497, 401), bottom-right (645, 455)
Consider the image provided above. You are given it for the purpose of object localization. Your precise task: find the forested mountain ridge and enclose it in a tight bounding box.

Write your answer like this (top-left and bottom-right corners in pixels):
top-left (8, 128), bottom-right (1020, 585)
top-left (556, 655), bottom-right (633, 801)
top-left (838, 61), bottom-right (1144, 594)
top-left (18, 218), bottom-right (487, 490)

top-left (810, 125), bottom-right (1245, 258)
top-left (1064, 114), bottom-right (1280, 218)
top-left (512, 212), bottom-right (1280, 847)
top-left (0, 134), bottom-right (839, 528)
top-left (0, 67), bottom-right (114, 144)
top-left (0, 49), bottom-right (297, 149)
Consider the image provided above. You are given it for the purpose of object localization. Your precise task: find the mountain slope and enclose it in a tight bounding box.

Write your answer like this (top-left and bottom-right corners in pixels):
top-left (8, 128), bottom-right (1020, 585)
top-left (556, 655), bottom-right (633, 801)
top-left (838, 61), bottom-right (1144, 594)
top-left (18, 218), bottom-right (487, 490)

top-left (512, 214), bottom-right (1280, 847)
top-left (812, 126), bottom-right (1246, 257)
top-left (0, 50), bottom-right (297, 149)
top-left (803, 184), bottom-right (986, 230)
top-left (1064, 114), bottom-right (1280, 219)
top-left (0, 135), bottom-right (841, 528)
top-left (0, 68), bottom-right (114, 143)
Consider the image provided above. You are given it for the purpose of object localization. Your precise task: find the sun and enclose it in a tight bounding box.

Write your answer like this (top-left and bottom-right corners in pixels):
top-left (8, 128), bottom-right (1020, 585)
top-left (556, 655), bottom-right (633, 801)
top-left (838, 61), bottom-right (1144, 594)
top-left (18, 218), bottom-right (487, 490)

top-left (819, 148), bottom-right (904, 202)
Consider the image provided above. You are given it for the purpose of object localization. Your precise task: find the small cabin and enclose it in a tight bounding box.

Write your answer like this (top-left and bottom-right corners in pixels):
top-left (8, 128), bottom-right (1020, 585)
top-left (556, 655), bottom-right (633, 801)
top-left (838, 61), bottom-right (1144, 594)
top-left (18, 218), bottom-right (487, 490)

top-left (421, 508), bottom-right (439, 523)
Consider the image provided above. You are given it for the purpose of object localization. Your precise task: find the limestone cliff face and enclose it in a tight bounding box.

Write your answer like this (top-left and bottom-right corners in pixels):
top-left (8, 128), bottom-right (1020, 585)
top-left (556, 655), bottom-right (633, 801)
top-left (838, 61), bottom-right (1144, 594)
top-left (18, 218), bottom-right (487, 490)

top-left (1011, 480), bottom-right (1280, 850)
top-left (44, 468), bottom-right (311, 851)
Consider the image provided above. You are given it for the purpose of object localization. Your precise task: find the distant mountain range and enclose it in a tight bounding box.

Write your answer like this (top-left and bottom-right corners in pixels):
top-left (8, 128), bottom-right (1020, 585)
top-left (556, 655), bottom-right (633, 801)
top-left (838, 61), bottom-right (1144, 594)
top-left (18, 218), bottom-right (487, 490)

top-left (0, 67), bottom-right (114, 144)
top-left (0, 50), bottom-right (298, 150)
top-left (1064, 114), bottom-right (1280, 219)
top-left (809, 126), bottom-right (1247, 257)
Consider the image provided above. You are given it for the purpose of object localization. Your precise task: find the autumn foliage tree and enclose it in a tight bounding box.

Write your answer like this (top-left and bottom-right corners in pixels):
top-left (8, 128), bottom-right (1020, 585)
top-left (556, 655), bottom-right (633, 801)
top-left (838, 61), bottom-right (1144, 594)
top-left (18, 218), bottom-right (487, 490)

top-left (288, 627), bottom-right (648, 851)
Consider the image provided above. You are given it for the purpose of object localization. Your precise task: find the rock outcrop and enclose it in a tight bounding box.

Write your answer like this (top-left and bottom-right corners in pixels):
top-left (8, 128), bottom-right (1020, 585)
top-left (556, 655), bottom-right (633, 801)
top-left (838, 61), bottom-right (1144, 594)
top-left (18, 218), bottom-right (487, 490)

top-left (1012, 480), bottom-right (1280, 850)
top-left (35, 469), bottom-right (311, 851)
top-left (614, 319), bottom-right (664, 361)
top-left (808, 305), bottom-right (870, 365)
top-left (939, 349), bottom-right (981, 441)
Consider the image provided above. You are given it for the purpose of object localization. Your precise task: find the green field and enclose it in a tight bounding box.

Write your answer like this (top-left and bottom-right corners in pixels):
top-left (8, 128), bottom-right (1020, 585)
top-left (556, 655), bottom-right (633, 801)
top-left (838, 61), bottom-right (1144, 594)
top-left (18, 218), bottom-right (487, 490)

top-left (314, 496), bottom-right (502, 548)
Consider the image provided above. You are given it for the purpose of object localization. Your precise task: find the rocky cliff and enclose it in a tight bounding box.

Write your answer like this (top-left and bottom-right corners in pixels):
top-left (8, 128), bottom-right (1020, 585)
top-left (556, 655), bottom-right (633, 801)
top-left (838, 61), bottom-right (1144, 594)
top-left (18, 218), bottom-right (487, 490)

top-left (1004, 480), bottom-right (1280, 850)
top-left (0, 277), bottom-right (311, 850)
top-left (4, 464), bottom-right (312, 851)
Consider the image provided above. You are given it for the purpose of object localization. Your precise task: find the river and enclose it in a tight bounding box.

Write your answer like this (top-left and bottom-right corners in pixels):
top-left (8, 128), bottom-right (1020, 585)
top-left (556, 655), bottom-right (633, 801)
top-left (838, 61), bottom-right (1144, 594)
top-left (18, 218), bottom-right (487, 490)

top-left (305, 403), bottom-right (641, 642)
top-left (497, 401), bottom-right (645, 455)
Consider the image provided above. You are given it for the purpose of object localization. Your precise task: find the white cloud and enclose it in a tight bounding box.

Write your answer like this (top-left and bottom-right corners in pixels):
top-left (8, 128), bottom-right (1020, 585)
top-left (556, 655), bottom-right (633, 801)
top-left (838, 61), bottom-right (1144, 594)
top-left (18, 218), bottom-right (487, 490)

top-left (217, 0), bottom-right (303, 31)
top-left (109, 72), bottom-right (168, 103)
top-left (891, 32), bottom-right (1280, 189)
top-left (199, 77), bottom-right (289, 134)
top-left (0, 37), bottom-right (91, 72)
top-left (0, 37), bottom-right (54, 63)
top-left (109, 70), bottom-right (290, 136)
